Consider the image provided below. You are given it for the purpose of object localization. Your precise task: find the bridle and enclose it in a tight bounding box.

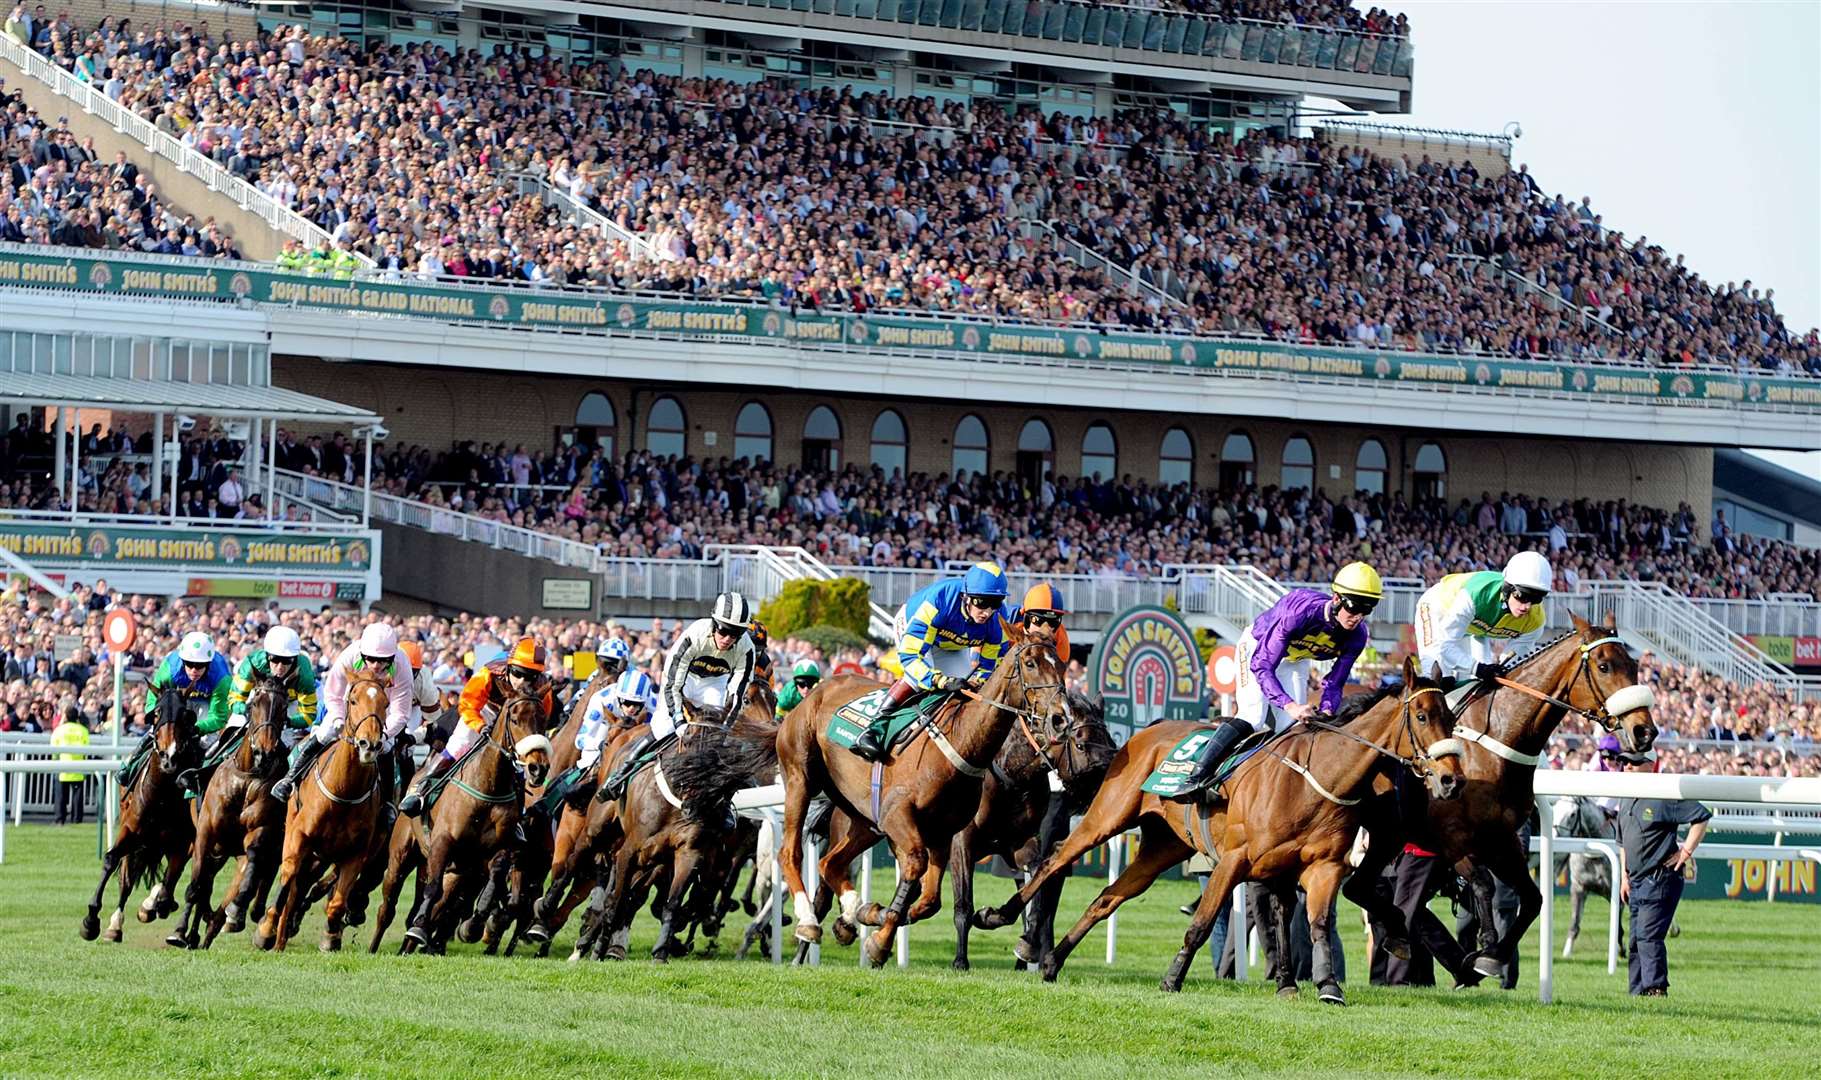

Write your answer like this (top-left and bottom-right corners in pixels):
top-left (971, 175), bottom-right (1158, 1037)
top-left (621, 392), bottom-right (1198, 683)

top-left (1301, 682), bottom-right (1463, 779)
top-left (1465, 633), bottom-right (1656, 764)
top-left (240, 678), bottom-right (289, 769)
top-left (958, 641), bottom-right (1068, 729)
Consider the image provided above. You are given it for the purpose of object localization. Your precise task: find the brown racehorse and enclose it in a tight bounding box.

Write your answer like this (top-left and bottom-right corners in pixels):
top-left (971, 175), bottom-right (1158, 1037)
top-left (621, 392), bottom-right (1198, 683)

top-left (778, 628), bottom-right (1069, 967)
top-left (168, 678), bottom-right (291, 949)
top-left (367, 694), bottom-right (551, 954)
top-left (1403, 613), bottom-right (1658, 981)
top-left (80, 688), bottom-right (197, 942)
top-left (976, 656), bottom-right (1464, 1004)
top-left (570, 708), bottom-right (778, 963)
top-left (255, 671), bottom-right (388, 952)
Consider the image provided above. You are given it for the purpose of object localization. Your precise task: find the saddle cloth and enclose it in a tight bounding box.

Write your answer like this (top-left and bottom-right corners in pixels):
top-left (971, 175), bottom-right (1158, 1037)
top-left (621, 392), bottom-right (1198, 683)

top-left (826, 688), bottom-right (949, 756)
top-left (1139, 725), bottom-right (1276, 799)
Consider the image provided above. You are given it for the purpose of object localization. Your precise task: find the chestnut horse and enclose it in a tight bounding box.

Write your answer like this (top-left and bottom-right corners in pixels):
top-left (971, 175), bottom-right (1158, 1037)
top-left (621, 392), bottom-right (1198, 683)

top-left (1406, 613), bottom-right (1657, 981)
top-left (778, 627), bottom-right (1068, 967)
top-left (80, 688), bottom-right (197, 942)
top-left (256, 670), bottom-right (388, 952)
top-left (976, 656), bottom-right (1464, 1004)
top-left (168, 678), bottom-right (291, 948)
top-left (367, 694), bottom-right (551, 954)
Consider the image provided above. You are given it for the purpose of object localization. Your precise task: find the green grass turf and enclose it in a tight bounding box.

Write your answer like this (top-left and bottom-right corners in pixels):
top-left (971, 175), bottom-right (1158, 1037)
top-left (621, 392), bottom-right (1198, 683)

top-left (1, 824), bottom-right (1816, 1078)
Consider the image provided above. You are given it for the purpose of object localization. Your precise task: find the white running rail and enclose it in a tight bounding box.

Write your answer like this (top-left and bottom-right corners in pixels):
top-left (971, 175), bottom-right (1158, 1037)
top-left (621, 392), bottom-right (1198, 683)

top-left (0, 32), bottom-right (351, 256)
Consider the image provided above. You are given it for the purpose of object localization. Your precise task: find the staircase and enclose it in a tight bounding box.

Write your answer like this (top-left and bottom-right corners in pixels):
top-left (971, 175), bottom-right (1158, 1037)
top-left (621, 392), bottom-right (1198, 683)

top-left (1576, 581), bottom-right (1821, 699)
top-left (1165, 564), bottom-right (1289, 641)
top-left (507, 172), bottom-right (666, 265)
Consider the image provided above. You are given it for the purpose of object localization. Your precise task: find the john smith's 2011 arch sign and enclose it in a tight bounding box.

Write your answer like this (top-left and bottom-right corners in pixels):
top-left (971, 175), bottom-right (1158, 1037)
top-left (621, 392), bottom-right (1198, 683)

top-left (1089, 605), bottom-right (1207, 745)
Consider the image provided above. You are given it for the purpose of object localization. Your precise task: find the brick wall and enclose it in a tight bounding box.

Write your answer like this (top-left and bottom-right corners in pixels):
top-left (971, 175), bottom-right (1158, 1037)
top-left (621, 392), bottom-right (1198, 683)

top-left (272, 355), bottom-right (1716, 519)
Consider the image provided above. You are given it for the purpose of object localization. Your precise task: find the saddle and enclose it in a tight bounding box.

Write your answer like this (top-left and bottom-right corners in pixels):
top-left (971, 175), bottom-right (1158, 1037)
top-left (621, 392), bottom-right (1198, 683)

top-left (415, 738), bottom-right (493, 815)
top-left (826, 687), bottom-right (953, 758)
top-left (1139, 725), bottom-right (1277, 800)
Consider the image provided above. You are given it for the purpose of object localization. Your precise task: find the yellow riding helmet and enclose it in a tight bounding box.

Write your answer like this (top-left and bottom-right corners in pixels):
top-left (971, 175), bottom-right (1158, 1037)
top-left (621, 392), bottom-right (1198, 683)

top-left (1332, 561), bottom-right (1384, 600)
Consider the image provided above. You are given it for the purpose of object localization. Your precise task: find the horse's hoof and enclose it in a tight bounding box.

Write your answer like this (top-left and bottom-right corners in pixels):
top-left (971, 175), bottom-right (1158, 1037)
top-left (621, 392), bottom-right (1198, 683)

top-left (537, 941), bottom-right (552, 959)
top-left (855, 902), bottom-right (885, 927)
top-left (566, 949), bottom-right (582, 964)
top-left (455, 918), bottom-right (484, 945)
top-left (1472, 955), bottom-right (1504, 978)
top-left (862, 935), bottom-right (889, 968)
top-left (136, 908), bottom-right (155, 925)
top-left (1276, 985), bottom-right (1300, 1000)
top-left (604, 944), bottom-right (627, 962)
top-left (793, 922), bottom-right (822, 945)
top-left (1039, 959), bottom-right (1062, 984)
top-left (1318, 982), bottom-right (1346, 1006)
top-left (223, 906), bottom-right (245, 933)
top-left (1013, 937), bottom-right (1038, 964)
top-left (1159, 975), bottom-right (1183, 993)
top-left (101, 926), bottom-right (122, 944)
top-left (1382, 936), bottom-right (1411, 961)
top-left (831, 918), bottom-right (857, 947)
top-left (525, 923), bottom-right (551, 944)
top-left (972, 907), bottom-right (1011, 930)
top-left (78, 916), bottom-right (99, 941)
top-left (164, 930), bottom-right (188, 948)
top-left (320, 934), bottom-right (343, 953)
top-left (951, 956), bottom-right (970, 972)
top-left (1562, 937), bottom-right (1576, 958)
top-left (743, 899), bottom-right (757, 917)
top-left (159, 898), bottom-right (179, 918)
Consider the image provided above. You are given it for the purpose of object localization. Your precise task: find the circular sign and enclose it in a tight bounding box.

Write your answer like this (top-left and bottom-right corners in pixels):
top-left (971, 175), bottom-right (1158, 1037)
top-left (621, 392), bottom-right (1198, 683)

top-left (1208, 645), bottom-right (1239, 696)
top-left (103, 608), bottom-right (137, 652)
top-left (832, 662), bottom-right (865, 677)
top-left (1089, 605), bottom-right (1208, 746)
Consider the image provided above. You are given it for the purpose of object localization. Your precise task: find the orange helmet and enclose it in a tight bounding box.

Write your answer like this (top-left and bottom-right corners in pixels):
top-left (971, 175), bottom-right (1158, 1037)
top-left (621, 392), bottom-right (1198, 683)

top-left (507, 637), bottom-right (547, 673)
top-left (397, 640), bottom-right (425, 670)
top-left (1020, 583), bottom-right (1067, 617)
top-left (749, 619), bottom-right (770, 651)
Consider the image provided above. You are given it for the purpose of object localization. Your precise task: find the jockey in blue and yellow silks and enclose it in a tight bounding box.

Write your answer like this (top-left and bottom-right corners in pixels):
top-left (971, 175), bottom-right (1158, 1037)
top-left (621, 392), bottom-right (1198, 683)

top-left (853, 562), bottom-right (1008, 761)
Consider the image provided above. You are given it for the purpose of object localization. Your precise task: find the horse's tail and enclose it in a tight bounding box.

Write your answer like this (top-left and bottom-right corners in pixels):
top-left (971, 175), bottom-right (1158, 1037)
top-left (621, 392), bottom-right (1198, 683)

top-left (665, 726), bottom-right (778, 823)
top-left (124, 845), bottom-right (167, 895)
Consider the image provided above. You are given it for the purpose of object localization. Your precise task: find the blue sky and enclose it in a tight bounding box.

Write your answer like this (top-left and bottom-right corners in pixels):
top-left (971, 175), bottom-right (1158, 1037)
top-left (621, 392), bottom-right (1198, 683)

top-left (1315, 1), bottom-right (1821, 476)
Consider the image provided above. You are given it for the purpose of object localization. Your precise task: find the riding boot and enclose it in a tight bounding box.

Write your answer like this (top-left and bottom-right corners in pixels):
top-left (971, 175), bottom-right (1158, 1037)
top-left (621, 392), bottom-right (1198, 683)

top-left (269, 738), bottom-right (327, 801)
top-left (850, 722), bottom-right (889, 762)
top-left (400, 751), bottom-right (457, 817)
top-left (1166, 718), bottom-right (1254, 803)
top-left (597, 732), bottom-right (655, 801)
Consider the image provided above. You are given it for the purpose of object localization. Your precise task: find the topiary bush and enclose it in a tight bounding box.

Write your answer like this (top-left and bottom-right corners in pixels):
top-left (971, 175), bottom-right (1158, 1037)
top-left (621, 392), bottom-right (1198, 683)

top-left (756, 577), bottom-right (873, 639)
top-left (792, 623), bottom-right (871, 657)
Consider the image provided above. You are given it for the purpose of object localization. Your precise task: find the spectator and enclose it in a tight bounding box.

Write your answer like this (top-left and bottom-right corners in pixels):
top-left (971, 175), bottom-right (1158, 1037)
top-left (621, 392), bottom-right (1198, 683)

top-left (51, 701), bottom-right (89, 824)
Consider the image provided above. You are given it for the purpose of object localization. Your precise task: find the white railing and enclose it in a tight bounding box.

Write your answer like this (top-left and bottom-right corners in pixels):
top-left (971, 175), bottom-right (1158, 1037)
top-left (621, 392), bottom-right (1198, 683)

top-left (1575, 580), bottom-right (1820, 699)
top-left (507, 172), bottom-right (665, 265)
top-left (1685, 594), bottom-right (1821, 640)
top-left (1167, 563), bottom-right (1289, 638)
top-left (0, 32), bottom-right (351, 257)
top-left (837, 564), bottom-right (1176, 618)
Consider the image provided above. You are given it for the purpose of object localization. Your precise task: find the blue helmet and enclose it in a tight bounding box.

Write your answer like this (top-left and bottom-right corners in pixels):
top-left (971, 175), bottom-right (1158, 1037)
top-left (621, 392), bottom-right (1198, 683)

top-left (961, 561), bottom-right (1009, 600)
top-left (613, 669), bottom-right (653, 704)
top-left (597, 638), bottom-right (632, 663)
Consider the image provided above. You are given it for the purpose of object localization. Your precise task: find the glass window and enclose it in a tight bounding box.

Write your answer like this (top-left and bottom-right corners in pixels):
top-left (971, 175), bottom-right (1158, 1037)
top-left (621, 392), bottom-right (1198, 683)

top-left (1219, 430), bottom-right (1254, 489)
top-left (804, 405), bottom-right (841, 440)
top-left (952, 414), bottom-right (989, 478)
top-left (1414, 441), bottom-right (1447, 500)
top-left (1354, 438), bottom-right (1387, 495)
top-left (647, 396), bottom-right (686, 458)
top-left (734, 401), bottom-right (773, 464)
top-left (1160, 427), bottom-right (1193, 486)
top-left (870, 409), bottom-right (907, 476)
top-left (1018, 418), bottom-right (1053, 452)
top-left (1281, 435), bottom-right (1315, 493)
top-left (1081, 422), bottom-right (1116, 482)
top-left (802, 405), bottom-right (841, 470)
top-left (575, 392), bottom-right (616, 427)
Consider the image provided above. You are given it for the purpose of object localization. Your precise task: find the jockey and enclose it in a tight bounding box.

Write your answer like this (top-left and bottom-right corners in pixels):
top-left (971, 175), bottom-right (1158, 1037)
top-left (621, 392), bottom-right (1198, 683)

top-left (128, 630), bottom-right (231, 787)
top-left (600, 592), bottom-right (755, 801)
top-left (594, 637), bottom-right (632, 684)
top-left (1001, 582), bottom-right (1071, 662)
top-left (1415, 551), bottom-right (1552, 687)
top-left (853, 562), bottom-right (1008, 762)
top-left (774, 659), bottom-right (822, 719)
top-left (271, 622), bottom-right (413, 801)
top-left (1169, 562), bottom-right (1380, 802)
top-left (576, 669), bottom-right (657, 772)
top-left (225, 624), bottom-right (318, 740)
top-left (401, 637), bottom-right (555, 817)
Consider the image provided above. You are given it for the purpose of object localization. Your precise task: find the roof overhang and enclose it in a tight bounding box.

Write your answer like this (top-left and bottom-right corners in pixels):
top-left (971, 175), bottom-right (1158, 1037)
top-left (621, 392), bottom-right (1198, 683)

top-left (0, 371), bottom-right (378, 424)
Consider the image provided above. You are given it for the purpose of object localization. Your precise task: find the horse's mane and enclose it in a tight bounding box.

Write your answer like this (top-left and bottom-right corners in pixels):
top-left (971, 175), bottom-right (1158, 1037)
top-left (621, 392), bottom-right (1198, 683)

top-left (1331, 685), bottom-right (1398, 725)
top-left (1505, 629), bottom-right (1578, 670)
top-left (664, 724), bottom-right (778, 823)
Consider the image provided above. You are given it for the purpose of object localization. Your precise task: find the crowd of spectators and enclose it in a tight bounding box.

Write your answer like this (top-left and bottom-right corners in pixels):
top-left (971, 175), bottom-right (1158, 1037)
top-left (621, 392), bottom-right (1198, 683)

top-left (19, 15), bottom-right (1813, 374)
top-left (3, 585), bottom-right (1808, 779)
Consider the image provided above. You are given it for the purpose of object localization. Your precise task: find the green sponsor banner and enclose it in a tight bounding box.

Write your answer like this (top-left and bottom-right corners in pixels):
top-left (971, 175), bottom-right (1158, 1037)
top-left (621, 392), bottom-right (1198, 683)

top-left (4, 247), bottom-right (1816, 409)
top-left (0, 521), bottom-right (373, 571)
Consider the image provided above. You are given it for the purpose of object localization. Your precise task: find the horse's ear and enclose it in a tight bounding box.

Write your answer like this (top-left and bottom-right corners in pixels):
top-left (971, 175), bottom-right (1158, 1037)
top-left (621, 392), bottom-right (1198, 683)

top-left (1601, 609), bottom-right (1617, 632)
top-left (1570, 611), bottom-right (1591, 636)
top-left (1429, 662), bottom-right (1443, 685)
top-left (1402, 653), bottom-right (1418, 686)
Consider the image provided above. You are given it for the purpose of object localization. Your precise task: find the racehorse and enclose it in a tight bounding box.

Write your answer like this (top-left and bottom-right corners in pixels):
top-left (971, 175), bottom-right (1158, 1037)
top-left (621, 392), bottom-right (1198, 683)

top-left (255, 670), bottom-right (388, 952)
top-left (366, 694), bottom-right (551, 954)
top-left (168, 678), bottom-right (291, 948)
top-left (777, 627), bottom-right (1069, 967)
top-left (975, 656), bottom-right (1464, 1004)
top-left (569, 708), bottom-right (777, 963)
top-left (80, 688), bottom-right (197, 942)
top-left (1411, 613), bottom-right (1657, 980)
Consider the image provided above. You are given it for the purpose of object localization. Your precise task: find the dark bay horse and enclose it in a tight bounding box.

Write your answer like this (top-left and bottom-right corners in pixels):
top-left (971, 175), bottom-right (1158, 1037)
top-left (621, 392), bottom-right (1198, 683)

top-left (80, 688), bottom-right (197, 942)
top-left (1411, 613), bottom-right (1657, 981)
top-left (168, 678), bottom-right (291, 948)
top-left (256, 671), bottom-right (388, 952)
top-left (777, 627), bottom-right (1068, 966)
top-left (976, 656), bottom-right (1464, 1004)
top-left (367, 695), bottom-right (551, 954)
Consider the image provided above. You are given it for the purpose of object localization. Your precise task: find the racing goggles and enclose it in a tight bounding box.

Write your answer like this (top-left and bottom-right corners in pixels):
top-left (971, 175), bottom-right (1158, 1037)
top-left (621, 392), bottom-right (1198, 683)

top-left (962, 593), bottom-right (1005, 611)
top-left (712, 620), bottom-right (747, 639)
top-left (1334, 593), bottom-right (1379, 616)
top-left (1509, 586), bottom-right (1548, 606)
top-left (507, 665), bottom-right (540, 681)
top-left (1024, 610), bottom-right (1063, 628)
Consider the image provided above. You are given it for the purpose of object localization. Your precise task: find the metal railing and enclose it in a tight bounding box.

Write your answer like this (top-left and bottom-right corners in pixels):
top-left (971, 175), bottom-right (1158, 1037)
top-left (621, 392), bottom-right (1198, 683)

top-left (506, 171), bottom-right (666, 265)
top-left (1167, 563), bottom-right (1289, 638)
top-left (0, 32), bottom-right (350, 257)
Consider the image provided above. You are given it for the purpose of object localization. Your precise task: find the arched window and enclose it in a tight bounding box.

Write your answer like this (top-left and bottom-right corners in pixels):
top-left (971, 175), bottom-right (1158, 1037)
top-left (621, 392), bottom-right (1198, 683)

top-left (802, 405), bottom-right (842, 471)
top-left (1414, 441), bottom-right (1447, 500)
top-left (646, 396), bottom-right (686, 458)
top-left (1354, 438), bottom-right (1387, 495)
top-left (1080, 422), bottom-right (1116, 482)
top-left (733, 401), bottom-right (772, 465)
top-left (1281, 436), bottom-right (1315, 493)
top-left (952, 414), bottom-right (989, 478)
top-left (566, 391), bottom-right (616, 454)
top-left (1016, 418), bottom-right (1054, 488)
top-left (870, 409), bottom-right (907, 477)
top-left (1159, 427), bottom-right (1193, 486)
top-left (1219, 430), bottom-right (1255, 490)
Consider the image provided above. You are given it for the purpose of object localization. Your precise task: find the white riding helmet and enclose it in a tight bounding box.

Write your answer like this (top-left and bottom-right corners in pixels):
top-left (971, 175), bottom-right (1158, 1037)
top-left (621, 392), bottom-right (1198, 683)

top-left (711, 591), bottom-right (750, 632)
top-left (358, 621), bottom-right (400, 660)
top-left (177, 631), bottom-right (214, 665)
top-left (1503, 551), bottom-right (1554, 594)
top-left (263, 625), bottom-right (303, 659)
